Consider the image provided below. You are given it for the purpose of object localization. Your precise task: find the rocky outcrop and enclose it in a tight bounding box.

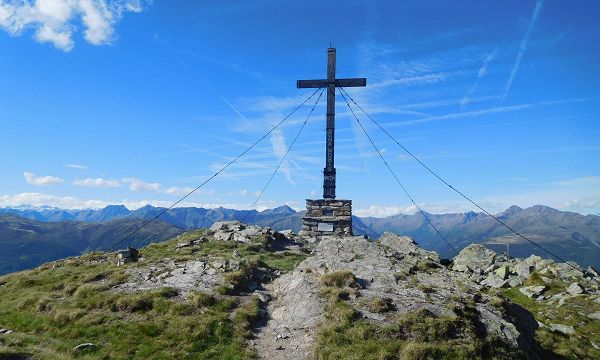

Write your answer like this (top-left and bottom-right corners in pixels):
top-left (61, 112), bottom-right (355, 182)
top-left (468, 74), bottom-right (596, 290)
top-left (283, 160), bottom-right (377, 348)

top-left (105, 224), bottom-right (600, 359)
top-left (451, 244), bottom-right (600, 300)
top-left (254, 234), bottom-right (533, 359)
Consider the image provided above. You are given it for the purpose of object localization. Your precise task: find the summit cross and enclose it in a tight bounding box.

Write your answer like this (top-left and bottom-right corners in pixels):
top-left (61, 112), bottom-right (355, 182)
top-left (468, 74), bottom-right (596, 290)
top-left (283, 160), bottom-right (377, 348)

top-left (297, 47), bottom-right (366, 199)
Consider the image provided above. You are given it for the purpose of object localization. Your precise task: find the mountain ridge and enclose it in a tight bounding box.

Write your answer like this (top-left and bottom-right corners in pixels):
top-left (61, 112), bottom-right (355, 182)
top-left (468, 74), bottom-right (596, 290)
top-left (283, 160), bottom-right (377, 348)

top-left (1, 204), bottom-right (599, 273)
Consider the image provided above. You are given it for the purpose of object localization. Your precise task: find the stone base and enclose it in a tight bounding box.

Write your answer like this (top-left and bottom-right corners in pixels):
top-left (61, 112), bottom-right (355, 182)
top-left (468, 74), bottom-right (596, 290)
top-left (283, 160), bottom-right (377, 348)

top-left (300, 199), bottom-right (352, 237)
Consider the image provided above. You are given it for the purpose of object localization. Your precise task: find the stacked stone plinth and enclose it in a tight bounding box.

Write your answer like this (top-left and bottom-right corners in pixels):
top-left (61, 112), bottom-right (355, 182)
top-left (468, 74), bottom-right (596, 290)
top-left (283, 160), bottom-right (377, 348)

top-left (300, 199), bottom-right (353, 237)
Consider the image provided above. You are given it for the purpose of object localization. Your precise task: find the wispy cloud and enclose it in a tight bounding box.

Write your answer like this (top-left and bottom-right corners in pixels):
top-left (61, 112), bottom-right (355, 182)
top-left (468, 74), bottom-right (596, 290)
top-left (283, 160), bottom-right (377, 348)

top-left (461, 49), bottom-right (497, 109)
top-left (176, 58), bottom-right (251, 126)
top-left (23, 171), bottom-right (63, 186)
top-left (501, 0), bottom-right (545, 103)
top-left (0, 0), bottom-right (149, 51)
top-left (382, 97), bottom-right (597, 127)
top-left (369, 72), bottom-right (453, 90)
top-left (269, 128), bottom-right (294, 184)
top-left (64, 163), bottom-right (89, 170)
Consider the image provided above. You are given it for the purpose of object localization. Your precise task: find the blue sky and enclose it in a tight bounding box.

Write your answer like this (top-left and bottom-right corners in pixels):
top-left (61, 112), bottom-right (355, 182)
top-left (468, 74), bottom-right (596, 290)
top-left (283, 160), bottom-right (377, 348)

top-left (1, 0), bottom-right (599, 216)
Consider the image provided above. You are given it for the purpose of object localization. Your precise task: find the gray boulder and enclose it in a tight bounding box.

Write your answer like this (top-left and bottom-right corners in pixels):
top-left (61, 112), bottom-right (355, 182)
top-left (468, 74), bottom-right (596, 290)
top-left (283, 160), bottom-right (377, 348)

top-left (453, 244), bottom-right (496, 271)
top-left (519, 285), bottom-right (547, 299)
top-left (587, 311), bottom-right (600, 320)
top-left (378, 232), bottom-right (439, 262)
top-left (495, 265), bottom-right (511, 280)
top-left (452, 264), bottom-right (471, 273)
top-left (566, 282), bottom-right (584, 296)
top-left (210, 221), bottom-right (244, 232)
top-left (549, 324), bottom-right (575, 335)
top-left (515, 262), bottom-right (534, 279)
top-left (481, 275), bottom-right (509, 289)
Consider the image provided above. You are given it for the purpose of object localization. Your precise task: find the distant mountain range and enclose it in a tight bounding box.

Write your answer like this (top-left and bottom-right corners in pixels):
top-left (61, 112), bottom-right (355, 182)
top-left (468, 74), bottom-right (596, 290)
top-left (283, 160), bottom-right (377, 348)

top-left (1, 204), bottom-right (599, 274)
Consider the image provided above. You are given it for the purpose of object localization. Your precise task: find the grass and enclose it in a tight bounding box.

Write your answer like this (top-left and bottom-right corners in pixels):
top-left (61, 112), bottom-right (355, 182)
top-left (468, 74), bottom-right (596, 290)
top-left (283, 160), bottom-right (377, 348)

top-left (365, 297), bottom-right (395, 314)
top-left (0, 229), bottom-right (307, 359)
top-left (500, 276), bottom-right (600, 360)
top-left (314, 302), bottom-right (523, 360)
top-left (315, 271), bottom-right (523, 360)
top-left (320, 270), bottom-right (359, 288)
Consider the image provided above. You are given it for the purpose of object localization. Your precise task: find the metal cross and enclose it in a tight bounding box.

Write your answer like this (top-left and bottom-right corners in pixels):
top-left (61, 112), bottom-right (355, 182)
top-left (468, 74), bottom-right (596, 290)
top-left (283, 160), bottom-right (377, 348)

top-left (297, 47), bottom-right (366, 199)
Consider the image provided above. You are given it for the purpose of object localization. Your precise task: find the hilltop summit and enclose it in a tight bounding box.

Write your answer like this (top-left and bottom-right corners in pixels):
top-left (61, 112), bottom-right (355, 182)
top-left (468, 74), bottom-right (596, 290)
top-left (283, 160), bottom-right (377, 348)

top-left (0, 222), bottom-right (598, 359)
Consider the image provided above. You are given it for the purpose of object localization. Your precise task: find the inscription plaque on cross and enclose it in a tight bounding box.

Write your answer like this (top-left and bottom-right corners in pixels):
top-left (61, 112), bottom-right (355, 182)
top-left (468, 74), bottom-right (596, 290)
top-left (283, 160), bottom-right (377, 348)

top-left (297, 48), bottom-right (367, 199)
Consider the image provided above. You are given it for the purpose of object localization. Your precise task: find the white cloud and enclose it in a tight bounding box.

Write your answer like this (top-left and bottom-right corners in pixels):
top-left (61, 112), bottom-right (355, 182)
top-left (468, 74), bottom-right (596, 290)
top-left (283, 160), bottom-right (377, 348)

top-left (23, 171), bottom-right (63, 185)
top-left (354, 204), bottom-right (419, 218)
top-left (240, 189), bottom-right (248, 196)
top-left (161, 186), bottom-right (195, 196)
top-left (0, 192), bottom-right (295, 211)
top-left (0, 192), bottom-right (238, 210)
top-left (73, 177), bottom-right (121, 187)
top-left (121, 177), bottom-right (161, 192)
top-left (0, 0), bottom-right (149, 51)
top-left (64, 163), bottom-right (89, 170)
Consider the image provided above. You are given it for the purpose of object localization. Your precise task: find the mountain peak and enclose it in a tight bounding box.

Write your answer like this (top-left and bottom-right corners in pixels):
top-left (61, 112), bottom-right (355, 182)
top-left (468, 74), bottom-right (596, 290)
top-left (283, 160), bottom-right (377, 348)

top-left (499, 205), bottom-right (523, 217)
top-left (260, 205), bottom-right (296, 215)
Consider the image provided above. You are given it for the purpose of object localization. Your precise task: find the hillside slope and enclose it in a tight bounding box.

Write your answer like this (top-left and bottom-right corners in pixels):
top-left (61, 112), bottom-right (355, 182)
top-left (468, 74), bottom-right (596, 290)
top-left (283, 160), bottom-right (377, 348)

top-left (0, 215), bottom-right (183, 275)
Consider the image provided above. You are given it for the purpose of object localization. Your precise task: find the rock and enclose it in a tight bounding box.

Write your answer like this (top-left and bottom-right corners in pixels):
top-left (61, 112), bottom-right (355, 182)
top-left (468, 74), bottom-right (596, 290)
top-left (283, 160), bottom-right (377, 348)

top-left (0, 328), bottom-right (13, 334)
top-left (214, 231), bottom-right (233, 242)
top-left (484, 264), bottom-right (498, 274)
top-left (73, 343), bottom-right (97, 352)
top-left (549, 324), bottom-right (575, 335)
top-left (481, 275), bottom-right (509, 289)
top-left (535, 259), bottom-right (555, 271)
top-left (452, 264), bottom-right (471, 272)
top-left (585, 266), bottom-right (599, 279)
top-left (210, 221), bottom-right (244, 232)
top-left (116, 247), bottom-right (139, 266)
top-left (508, 277), bottom-right (523, 288)
top-left (587, 311), bottom-right (600, 320)
top-left (378, 232), bottom-right (439, 261)
top-left (524, 255), bottom-right (542, 266)
top-left (566, 282), bottom-right (584, 296)
top-left (519, 285), bottom-right (547, 298)
top-left (176, 240), bottom-right (192, 249)
top-left (194, 237), bottom-right (208, 245)
top-left (515, 262), bottom-right (534, 279)
top-left (279, 229), bottom-right (294, 236)
top-left (555, 262), bottom-right (584, 280)
top-left (253, 290), bottom-right (271, 303)
top-left (495, 266), bottom-right (511, 280)
top-left (233, 232), bottom-right (251, 243)
top-left (453, 244), bottom-right (496, 270)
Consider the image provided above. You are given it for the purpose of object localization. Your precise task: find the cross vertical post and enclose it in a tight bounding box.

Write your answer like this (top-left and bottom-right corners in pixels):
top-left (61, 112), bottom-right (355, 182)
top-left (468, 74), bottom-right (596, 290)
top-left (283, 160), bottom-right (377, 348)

top-left (297, 48), bottom-right (366, 199)
top-left (324, 48), bottom-right (336, 199)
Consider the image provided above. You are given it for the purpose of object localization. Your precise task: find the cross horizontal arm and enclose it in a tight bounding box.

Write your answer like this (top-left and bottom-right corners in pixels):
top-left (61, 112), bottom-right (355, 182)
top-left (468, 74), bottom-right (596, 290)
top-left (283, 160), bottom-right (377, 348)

top-left (297, 78), bottom-right (367, 88)
top-left (336, 78), bottom-right (367, 87)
